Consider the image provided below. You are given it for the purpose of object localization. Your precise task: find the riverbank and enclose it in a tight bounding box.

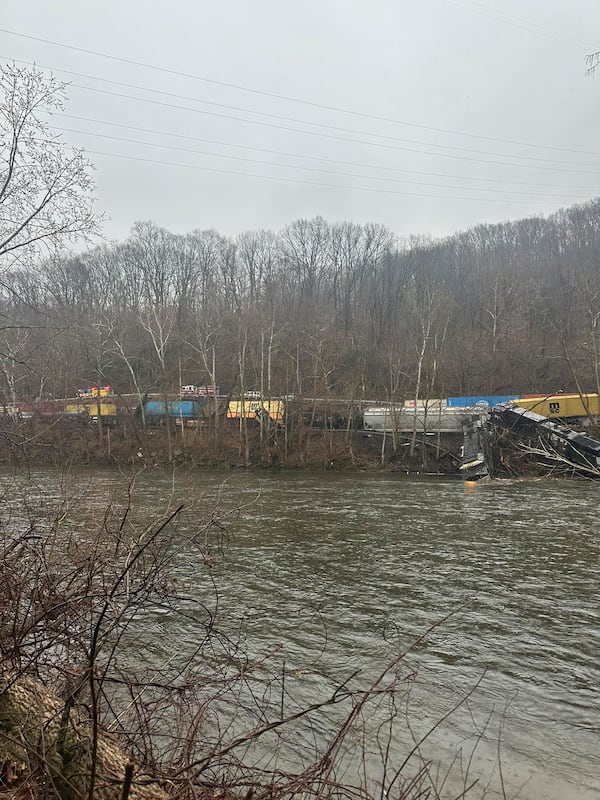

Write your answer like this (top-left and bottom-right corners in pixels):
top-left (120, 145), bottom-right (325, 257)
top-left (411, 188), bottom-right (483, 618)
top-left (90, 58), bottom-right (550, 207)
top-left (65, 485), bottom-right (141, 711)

top-left (0, 417), bottom-right (462, 474)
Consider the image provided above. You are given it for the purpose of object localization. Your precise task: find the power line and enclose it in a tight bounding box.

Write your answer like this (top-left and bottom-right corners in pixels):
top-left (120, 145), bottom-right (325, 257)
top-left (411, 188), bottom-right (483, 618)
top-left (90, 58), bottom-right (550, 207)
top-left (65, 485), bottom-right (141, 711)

top-left (63, 82), bottom-right (600, 175)
top-left (69, 146), bottom-right (597, 206)
top-left (444, 0), bottom-right (595, 49)
top-left (8, 55), bottom-right (600, 165)
top-left (0, 27), bottom-right (596, 155)
top-left (49, 125), bottom-right (592, 201)
top-left (54, 112), bottom-right (600, 191)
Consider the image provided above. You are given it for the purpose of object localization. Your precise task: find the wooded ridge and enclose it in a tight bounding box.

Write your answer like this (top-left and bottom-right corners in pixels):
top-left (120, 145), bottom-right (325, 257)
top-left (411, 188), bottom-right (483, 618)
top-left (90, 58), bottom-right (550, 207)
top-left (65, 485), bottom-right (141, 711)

top-left (2, 198), bottom-right (599, 407)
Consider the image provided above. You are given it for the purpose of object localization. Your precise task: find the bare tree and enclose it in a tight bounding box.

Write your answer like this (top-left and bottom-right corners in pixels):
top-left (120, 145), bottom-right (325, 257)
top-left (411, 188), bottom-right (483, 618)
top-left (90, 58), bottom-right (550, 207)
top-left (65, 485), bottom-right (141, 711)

top-left (279, 217), bottom-right (329, 302)
top-left (0, 63), bottom-right (100, 267)
top-left (586, 50), bottom-right (600, 74)
top-left (237, 229), bottom-right (277, 304)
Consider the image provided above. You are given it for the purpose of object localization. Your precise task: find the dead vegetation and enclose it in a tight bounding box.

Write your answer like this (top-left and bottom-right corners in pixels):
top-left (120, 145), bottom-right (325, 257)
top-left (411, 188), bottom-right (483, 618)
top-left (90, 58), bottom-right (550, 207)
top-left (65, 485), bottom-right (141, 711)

top-left (0, 416), bottom-right (460, 474)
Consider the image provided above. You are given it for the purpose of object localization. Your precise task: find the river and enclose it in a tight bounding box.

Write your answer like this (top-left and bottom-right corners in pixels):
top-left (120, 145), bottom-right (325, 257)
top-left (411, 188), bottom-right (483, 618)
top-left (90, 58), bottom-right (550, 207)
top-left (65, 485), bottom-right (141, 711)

top-left (3, 467), bottom-right (599, 799)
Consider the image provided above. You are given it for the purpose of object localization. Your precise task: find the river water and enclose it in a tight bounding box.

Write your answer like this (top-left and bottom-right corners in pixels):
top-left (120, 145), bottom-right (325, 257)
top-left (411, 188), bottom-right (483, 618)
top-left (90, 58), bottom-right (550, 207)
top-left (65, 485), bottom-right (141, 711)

top-left (4, 467), bottom-right (599, 799)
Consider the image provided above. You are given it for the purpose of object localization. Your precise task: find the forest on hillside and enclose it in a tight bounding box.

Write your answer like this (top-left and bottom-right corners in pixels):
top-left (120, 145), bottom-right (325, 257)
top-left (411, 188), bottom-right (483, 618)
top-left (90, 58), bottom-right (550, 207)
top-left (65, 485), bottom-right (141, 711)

top-left (2, 198), bottom-right (600, 408)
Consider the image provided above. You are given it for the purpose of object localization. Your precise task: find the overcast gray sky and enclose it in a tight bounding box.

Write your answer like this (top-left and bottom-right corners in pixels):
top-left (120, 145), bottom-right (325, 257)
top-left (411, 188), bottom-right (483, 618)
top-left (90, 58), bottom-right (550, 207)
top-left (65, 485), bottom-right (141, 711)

top-left (3, 0), bottom-right (600, 243)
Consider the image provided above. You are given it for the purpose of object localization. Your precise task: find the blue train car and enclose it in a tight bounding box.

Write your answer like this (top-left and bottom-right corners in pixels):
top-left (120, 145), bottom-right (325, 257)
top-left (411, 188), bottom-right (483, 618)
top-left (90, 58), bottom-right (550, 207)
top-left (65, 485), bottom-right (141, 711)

top-left (447, 395), bottom-right (519, 408)
top-left (143, 400), bottom-right (199, 421)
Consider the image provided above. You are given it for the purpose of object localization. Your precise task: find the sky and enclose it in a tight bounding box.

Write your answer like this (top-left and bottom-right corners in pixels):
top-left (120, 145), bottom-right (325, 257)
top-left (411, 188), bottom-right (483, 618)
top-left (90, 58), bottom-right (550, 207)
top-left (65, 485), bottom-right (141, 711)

top-left (2, 0), bottom-right (600, 243)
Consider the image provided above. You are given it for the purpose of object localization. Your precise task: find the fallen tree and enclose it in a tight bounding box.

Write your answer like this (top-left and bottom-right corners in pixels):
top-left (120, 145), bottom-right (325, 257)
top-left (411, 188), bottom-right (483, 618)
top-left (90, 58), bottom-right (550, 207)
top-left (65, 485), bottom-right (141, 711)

top-left (1, 674), bottom-right (167, 800)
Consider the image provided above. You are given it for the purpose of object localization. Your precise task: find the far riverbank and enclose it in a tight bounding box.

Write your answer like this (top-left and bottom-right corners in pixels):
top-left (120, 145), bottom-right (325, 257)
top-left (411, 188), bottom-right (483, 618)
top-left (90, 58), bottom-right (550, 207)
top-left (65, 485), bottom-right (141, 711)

top-left (0, 417), bottom-right (463, 474)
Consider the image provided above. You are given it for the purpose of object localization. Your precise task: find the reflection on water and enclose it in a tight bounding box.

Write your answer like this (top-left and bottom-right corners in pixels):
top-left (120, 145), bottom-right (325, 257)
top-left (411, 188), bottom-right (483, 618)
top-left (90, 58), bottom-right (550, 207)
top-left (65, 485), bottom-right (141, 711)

top-left (2, 466), bottom-right (599, 799)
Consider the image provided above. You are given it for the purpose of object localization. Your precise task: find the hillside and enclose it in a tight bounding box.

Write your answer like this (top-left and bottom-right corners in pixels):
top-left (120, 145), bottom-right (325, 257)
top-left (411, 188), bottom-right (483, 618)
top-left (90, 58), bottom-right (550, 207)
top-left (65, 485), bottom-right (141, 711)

top-left (2, 199), bottom-right (600, 406)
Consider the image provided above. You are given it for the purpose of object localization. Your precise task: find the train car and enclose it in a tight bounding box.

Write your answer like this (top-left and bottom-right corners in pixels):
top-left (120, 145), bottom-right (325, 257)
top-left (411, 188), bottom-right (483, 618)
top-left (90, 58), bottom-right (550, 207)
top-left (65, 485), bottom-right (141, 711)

top-left (19, 400), bottom-right (66, 420)
top-left (511, 393), bottom-right (600, 421)
top-left (143, 399), bottom-right (200, 424)
top-left (447, 395), bottom-right (519, 408)
top-left (65, 400), bottom-right (118, 423)
top-left (363, 405), bottom-right (479, 434)
top-left (227, 399), bottom-right (284, 422)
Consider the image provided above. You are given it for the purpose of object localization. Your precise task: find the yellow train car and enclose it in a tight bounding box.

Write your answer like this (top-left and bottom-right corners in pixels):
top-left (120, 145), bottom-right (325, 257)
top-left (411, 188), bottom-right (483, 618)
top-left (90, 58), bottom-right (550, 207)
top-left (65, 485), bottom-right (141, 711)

top-left (227, 399), bottom-right (284, 422)
top-left (65, 401), bottom-right (118, 419)
top-left (511, 393), bottom-right (600, 419)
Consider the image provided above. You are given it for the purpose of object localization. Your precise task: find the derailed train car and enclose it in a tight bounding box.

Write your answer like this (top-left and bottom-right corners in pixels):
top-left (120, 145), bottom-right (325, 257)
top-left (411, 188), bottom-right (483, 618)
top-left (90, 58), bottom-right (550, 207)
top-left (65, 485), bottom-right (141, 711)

top-left (363, 399), bottom-right (483, 434)
top-left (510, 393), bottom-right (600, 424)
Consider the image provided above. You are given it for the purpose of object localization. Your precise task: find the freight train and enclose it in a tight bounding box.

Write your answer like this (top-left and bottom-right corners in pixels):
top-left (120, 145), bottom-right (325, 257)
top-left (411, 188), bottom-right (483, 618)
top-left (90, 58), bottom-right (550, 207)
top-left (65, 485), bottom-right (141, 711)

top-left (5, 392), bottom-right (600, 432)
top-left (7, 396), bottom-right (284, 426)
